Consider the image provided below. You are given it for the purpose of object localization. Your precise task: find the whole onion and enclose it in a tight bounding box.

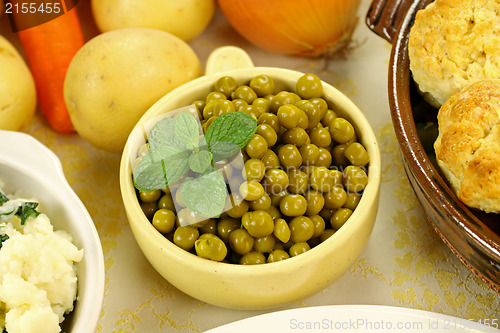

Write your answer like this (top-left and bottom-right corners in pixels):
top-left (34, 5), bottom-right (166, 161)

top-left (218, 0), bottom-right (361, 57)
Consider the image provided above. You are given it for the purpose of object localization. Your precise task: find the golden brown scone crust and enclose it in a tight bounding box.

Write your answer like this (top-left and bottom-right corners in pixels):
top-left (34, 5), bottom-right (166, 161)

top-left (434, 79), bottom-right (500, 214)
top-left (409, 0), bottom-right (500, 108)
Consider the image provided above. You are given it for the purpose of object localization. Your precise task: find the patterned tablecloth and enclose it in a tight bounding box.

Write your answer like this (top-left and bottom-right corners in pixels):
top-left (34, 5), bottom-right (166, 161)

top-left (1, 0), bottom-right (498, 331)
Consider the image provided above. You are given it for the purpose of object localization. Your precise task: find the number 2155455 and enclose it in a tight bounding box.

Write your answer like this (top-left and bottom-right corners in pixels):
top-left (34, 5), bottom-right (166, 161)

top-left (5, 2), bottom-right (62, 14)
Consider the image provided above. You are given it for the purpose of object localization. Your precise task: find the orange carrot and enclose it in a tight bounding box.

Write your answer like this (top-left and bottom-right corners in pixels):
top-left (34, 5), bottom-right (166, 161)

top-left (13, 4), bottom-right (84, 133)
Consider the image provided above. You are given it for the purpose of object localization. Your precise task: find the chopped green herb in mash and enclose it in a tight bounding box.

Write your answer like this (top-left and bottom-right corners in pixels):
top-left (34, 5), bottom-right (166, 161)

top-left (0, 192), bottom-right (7, 204)
top-left (0, 234), bottom-right (8, 249)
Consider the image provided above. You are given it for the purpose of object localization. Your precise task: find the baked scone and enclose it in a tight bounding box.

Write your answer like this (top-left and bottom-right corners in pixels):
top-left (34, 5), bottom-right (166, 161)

top-left (434, 79), bottom-right (500, 214)
top-left (408, 0), bottom-right (500, 108)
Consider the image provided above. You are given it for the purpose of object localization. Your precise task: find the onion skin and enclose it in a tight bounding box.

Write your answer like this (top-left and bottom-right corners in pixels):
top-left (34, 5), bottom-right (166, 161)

top-left (217, 0), bottom-right (361, 57)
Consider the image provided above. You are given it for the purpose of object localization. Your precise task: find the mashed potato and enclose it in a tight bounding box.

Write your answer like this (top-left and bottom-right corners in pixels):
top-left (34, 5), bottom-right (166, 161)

top-left (0, 183), bottom-right (83, 333)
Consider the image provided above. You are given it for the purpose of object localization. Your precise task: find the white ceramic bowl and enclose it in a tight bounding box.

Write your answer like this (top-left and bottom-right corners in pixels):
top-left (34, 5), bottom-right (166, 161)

top-left (0, 130), bottom-right (105, 333)
top-left (120, 47), bottom-right (381, 309)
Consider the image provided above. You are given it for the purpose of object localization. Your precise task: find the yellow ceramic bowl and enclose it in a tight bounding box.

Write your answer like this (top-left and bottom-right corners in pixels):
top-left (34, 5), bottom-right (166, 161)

top-left (120, 47), bottom-right (381, 310)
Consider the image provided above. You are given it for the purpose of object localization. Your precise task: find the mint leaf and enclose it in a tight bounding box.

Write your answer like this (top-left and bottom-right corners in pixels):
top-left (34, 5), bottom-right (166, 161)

top-left (16, 202), bottom-right (40, 225)
top-left (0, 234), bottom-right (9, 249)
top-left (133, 149), bottom-right (190, 191)
top-left (188, 150), bottom-right (212, 174)
top-left (133, 154), bottom-right (168, 191)
top-left (180, 171), bottom-right (227, 219)
top-left (149, 117), bottom-right (185, 152)
top-left (209, 142), bottom-right (241, 162)
top-left (175, 112), bottom-right (200, 151)
top-left (205, 112), bottom-right (257, 162)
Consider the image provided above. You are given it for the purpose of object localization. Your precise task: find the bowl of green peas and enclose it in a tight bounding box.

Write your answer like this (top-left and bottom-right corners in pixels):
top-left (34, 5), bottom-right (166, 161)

top-left (120, 46), bottom-right (381, 309)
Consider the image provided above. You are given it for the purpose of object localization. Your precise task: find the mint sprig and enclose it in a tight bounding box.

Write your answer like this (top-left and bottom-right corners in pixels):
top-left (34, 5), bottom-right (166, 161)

top-left (133, 109), bottom-right (257, 220)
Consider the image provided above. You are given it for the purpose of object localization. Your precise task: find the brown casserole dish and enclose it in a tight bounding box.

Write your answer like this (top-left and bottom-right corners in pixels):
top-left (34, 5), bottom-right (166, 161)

top-left (366, 0), bottom-right (500, 293)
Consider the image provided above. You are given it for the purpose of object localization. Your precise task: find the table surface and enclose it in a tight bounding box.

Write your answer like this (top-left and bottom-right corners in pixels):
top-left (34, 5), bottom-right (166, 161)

top-left (1, 0), bottom-right (499, 332)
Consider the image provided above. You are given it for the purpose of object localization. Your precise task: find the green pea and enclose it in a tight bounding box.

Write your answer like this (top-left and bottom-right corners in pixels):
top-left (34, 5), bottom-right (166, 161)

top-left (140, 201), bottom-right (157, 220)
top-left (261, 149), bottom-right (281, 169)
top-left (241, 105), bottom-right (264, 119)
top-left (158, 193), bottom-right (176, 211)
top-left (267, 249), bottom-right (290, 263)
top-left (214, 76), bottom-right (238, 97)
top-left (332, 144), bottom-right (350, 167)
top-left (321, 109), bottom-right (337, 127)
top-left (309, 97), bottom-right (328, 119)
top-left (309, 215), bottom-right (326, 238)
top-left (252, 97), bottom-right (271, 113)
top-left (152, 209), bottom-right (175, 234)
top-left (330, 118), bottom-right (356, 144)
top-left (199, 219), bottom-right (217, 234)
top-left (253, 235), bottom-right (276, 253)
top-left (206, 91), bottom-right (227, 103)
top-left (249, 193), bottom-right (272, 211)
top-left (217, 217), bottom-right (240, 243)
top-left (229, 228), bottom-right (255, 255)
top-left (315, 148), bottom-right (332, 167)
top-left (173, 226), bottom-right (199, 251)
top-left (250, 74), bottom-right (275, 97)
top-left (241, 210), bottom-right (274, 237)
top-left (343, 165), bottom-right (368, 193)
top-left (257, 112), bottom-right (280, 133)
top-left (245, 134), bottom-right (269, 159)
top-left (330, 208), bottom-right (353, 230)
top-left (319, 229), bottom-right (335, 242)
top-left (231, 85), bottom-right (257, 104)
top-left (305, 190), bottom-right (325, 216)
top-left (232, 98), bottom-right (248, 112)
top-left (319, 207), bottom-right (336, 221)
top-left (137, 143), bottom-right (150, 157)
top-left (213, 99), bottom-right (236, 116)
top-left (266, 205), bottom-right (282, 221)
top-left (279, 194), bottom-right (307, 217)
top-left (344, 142), bottom-right (370, 166)
top-left (239, 180), bottom-right (265, 201)
top-left (277, 104), bottom-right (301, 129)
top-left (273, 218), bottom-right (291, 243)
top-left (344, 192), bottom-right (361, 210)
top-left (195, 233), bottom-right (227, 261)
top-left (287, 169), bottom-right (309, 194)
top-left (225, 193), bottom-right (249, 218)
top-left (203, 100), bottom-right (217, 119)
top-left (256, 123), bottom-right (278, 147)
top-left (323, 186), bottom-right (347, 210)
top-left (192, 100), bottom-right (206, 114)
top-left (295, 99), bottom-right (322, 129)
top-left (139, 190), bottom-right (161, 203)
top-left (242, 158), bottom-right (266, 181)
top-left (288, 216), bottom-right (315, 243)
top-left (239, 251), bottom-right (266, 265)
top-left (296, 73), bottom-right (323, 99)
top-left (270, 91), bottom-right (295, 113)
top-left (289, 242), bottom-right (311, 257)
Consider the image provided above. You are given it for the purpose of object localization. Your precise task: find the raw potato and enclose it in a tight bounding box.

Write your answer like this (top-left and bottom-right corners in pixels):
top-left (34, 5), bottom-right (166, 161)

top-left (91, 0), bottom-right (216, 41)
top-left (0, 35), bottom-right (37, 131)
top-left (64, 28), bottom-right (202, 153)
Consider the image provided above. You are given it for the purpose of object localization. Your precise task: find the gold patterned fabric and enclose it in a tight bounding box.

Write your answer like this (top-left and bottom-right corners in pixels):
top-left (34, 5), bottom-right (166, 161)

top-left (1, 0), bottom-right (498, 331)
